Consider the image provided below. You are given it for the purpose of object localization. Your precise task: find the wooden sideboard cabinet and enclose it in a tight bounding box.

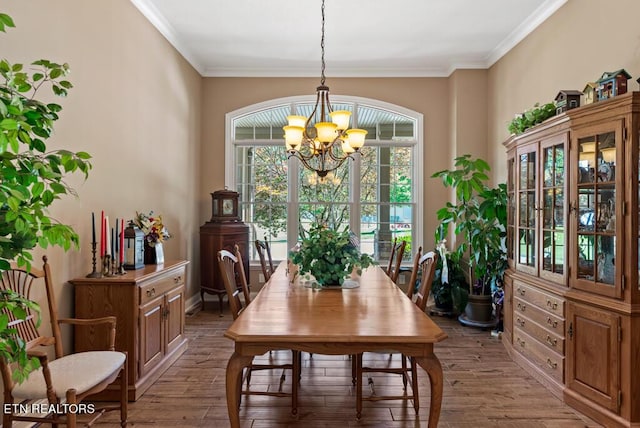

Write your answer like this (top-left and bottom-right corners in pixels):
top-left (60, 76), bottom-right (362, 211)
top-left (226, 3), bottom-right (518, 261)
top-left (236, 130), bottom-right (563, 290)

top-left (503, 92), bottom-right (640, 427)
top-left (70, 260), bottom-right (189, 401)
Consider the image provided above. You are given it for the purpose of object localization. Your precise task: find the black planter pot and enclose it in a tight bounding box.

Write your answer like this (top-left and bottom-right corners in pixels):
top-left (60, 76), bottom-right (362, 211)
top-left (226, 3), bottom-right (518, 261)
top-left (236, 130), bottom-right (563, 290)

top-left (458, 294), bottom-right (497, 328)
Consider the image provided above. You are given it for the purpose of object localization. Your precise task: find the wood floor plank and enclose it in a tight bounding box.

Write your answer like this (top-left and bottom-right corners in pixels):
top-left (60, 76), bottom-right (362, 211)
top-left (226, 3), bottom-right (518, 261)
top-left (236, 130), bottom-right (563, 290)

top-left (80, 307), bottom-right (601, 427)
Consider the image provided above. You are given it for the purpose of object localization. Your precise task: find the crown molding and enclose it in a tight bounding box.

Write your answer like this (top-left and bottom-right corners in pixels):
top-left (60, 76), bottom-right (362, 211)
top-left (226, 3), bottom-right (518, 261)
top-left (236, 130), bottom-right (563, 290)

top-left (130, 0), bottom-right (205, 75)
top-left (485, 0), bottom-right (568, 67)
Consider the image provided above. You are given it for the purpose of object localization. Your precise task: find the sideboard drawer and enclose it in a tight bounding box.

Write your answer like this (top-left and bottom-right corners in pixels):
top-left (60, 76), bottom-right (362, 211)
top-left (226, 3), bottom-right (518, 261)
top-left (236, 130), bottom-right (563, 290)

top-left (514, 296), bottom-right (565, 336)
top-left (514, 326), bottom-right (564, 384)
top-left (139, 266), bottom-right (186, 305)
top-left (513, 280), bottom-right (564, 317)
top-left (513, 312), bottom-right (565, 354)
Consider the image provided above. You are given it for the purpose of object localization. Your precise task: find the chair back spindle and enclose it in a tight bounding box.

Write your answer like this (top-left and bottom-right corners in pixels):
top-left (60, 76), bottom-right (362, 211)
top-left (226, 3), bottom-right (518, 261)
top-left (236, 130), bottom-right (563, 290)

top-left (255, 239), bottom-right (275, 282)
top-left (414, 251), bottom-right (438, 311)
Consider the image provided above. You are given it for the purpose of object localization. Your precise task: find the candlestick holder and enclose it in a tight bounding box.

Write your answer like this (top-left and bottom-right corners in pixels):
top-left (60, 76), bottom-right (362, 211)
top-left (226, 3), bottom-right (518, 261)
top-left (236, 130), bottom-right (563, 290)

top-left (118, 262), bottom-right (126, 275)
top-left (103, 255), bottom-right (114, 277)
top-left (86, 241), bottom-right (102, 278)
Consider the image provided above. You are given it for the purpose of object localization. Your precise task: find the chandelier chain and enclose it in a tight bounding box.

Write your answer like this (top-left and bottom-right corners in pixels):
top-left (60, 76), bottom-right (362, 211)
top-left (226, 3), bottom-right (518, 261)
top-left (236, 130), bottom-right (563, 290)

top-left (320, 0), bottom-right (326, 86)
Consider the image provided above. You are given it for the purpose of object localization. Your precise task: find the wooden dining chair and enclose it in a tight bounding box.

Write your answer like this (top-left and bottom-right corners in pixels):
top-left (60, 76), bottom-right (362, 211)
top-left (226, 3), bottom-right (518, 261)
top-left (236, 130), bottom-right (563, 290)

top-left (0, 256), bottom-right (127, 428)
top-left (355, 250), bottom-right (438, 419)
top-left (385, 237), bottom-right (406, 284)
top-left (218, 246), bottom-right (300, 414)
top-left (255, 238), bottom-right (275, 282)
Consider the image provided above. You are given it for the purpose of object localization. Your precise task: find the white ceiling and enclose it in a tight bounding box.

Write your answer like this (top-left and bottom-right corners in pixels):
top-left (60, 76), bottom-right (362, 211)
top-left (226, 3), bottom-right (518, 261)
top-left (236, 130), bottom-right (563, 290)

top-left (131, 0), bottom-right (567, 78)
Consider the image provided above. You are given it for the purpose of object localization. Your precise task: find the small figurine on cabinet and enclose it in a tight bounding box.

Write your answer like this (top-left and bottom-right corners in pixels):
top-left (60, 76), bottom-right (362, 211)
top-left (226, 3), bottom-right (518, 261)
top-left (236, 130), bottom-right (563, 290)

top-left (554, 90), bottom-right (583, 114)
top-left (582, 82), bottom-right (597, 105)
top-left (596, 69), bottom-right (631, 101)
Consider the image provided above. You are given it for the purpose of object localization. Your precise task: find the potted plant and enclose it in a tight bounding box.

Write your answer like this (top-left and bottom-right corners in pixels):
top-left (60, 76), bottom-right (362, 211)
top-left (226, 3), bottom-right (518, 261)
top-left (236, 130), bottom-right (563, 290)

top-left (289, 223), bottom-right (375, 287)
top-left (432, 155), bottom-right (508, 324)
top-left (0, 12), bottom-right (91, 381)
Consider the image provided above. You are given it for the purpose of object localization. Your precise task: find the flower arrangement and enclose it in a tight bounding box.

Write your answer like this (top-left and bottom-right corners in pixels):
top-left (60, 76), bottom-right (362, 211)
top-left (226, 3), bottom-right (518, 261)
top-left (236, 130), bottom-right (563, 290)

top-left (133, 211), bottom-right (171, 247)
top-left (290, 223), bottom-right (375, 286)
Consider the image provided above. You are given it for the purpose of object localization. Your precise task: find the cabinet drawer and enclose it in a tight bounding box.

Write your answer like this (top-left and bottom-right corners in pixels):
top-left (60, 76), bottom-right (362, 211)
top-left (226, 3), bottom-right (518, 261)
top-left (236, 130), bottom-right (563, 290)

top-left (513, 312), bottom-right (564, 354)
top-left (514, 296), bottom-right (564, 336)
top-left (513, 280), bottom-right (564, 317)
top-left (140, 267), bottom-right (186, 305)
top-left (514, 326), bottom-right (564, 383)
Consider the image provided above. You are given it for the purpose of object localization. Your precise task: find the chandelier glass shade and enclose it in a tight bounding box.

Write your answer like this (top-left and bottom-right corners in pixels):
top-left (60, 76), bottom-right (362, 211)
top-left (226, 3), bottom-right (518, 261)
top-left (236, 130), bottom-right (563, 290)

top-left (283, 0), bottom-right (367, 178)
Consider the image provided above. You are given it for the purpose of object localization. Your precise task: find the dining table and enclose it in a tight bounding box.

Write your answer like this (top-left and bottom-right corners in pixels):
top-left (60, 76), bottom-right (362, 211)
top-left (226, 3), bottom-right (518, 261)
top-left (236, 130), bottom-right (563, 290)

top-left (224, 262), bottom-right (448, 427)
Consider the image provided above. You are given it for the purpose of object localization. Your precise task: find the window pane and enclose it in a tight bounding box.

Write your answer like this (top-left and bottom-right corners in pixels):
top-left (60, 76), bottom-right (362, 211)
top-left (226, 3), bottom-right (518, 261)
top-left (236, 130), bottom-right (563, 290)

top-left (236, 145), bottom-right (288, 261)
top-left (360, 146), bottom-right (413, 263)
top-left (357, 106), bottom-right (416, 140)
top-left (234, 106), bottom-right (290, 140)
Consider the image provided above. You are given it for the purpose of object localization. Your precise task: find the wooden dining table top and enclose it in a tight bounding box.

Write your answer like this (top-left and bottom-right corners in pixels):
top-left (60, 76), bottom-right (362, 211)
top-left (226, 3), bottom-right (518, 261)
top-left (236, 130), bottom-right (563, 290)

top-left (224, 262), bottom-right (448, 346)
top-left (224, 262), bottom-right (448, 427)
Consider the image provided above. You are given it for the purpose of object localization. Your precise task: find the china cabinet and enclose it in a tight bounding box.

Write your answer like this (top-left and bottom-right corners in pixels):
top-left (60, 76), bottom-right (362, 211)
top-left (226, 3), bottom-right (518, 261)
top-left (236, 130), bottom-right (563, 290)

top-left (503, 92), bottom-right (640, 427)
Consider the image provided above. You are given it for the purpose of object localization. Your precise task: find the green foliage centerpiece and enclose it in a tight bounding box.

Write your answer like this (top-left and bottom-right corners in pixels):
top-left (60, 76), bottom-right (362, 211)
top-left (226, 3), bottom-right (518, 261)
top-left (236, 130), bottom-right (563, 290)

top-left (290, 224), bottom-right (374, 287)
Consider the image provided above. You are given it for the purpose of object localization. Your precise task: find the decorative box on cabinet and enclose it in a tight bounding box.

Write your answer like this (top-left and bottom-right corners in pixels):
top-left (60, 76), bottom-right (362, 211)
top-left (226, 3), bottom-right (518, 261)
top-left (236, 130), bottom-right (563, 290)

top-left (70, 260), bottom-right (189, 401)
top-left (504, 92), bottom-right (640, 428)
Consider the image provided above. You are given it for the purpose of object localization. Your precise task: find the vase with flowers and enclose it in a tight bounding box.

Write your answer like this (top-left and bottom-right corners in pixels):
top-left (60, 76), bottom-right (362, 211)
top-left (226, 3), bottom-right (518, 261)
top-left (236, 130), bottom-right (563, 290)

top-left (133, 211), bottom-right (171, 264)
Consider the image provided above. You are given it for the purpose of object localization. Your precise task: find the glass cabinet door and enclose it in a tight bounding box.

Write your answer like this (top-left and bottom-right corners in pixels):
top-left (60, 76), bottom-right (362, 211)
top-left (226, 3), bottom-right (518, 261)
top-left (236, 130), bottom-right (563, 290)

top-left (571, 125), bottom-right (622, 298)
top-left (507, 155), bottom-right (515, 266)
top-left (516, 147), bottom-right (537, 275)
top-left (540, 140), bottom-right (566, 282)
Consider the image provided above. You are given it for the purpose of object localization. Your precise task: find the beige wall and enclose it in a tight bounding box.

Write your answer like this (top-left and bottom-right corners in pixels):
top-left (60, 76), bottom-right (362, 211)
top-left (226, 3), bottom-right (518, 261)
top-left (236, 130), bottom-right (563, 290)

top-left (0, 0), bottom-right (202, 343)
top-left (488, 0), bottom-right (640, 183)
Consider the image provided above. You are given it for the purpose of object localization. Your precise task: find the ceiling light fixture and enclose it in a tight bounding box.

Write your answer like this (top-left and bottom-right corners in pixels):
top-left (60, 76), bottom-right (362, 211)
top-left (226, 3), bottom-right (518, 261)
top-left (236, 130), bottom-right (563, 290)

top-left (283, 0), bottom-right (367, 178)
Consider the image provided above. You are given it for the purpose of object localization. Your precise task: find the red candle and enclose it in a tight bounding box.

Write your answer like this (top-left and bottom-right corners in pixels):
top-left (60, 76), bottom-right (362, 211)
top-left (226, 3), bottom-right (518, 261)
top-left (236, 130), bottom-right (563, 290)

top-left (100, 210), bottom-right (105, 257)
top-left (120, 219), bottom-right (125, 263)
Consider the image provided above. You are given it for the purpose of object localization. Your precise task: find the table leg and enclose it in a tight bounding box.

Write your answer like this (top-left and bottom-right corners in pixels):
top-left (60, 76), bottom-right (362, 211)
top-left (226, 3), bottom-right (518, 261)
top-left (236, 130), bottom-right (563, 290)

top-left (415, 353), bottom-right (443, 428)
top-left (226, 352), bottom-right (253, 428)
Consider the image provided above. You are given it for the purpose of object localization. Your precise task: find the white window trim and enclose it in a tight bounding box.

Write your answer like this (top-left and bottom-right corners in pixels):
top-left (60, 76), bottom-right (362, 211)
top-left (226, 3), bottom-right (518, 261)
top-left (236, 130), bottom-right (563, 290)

top-left (225, 95), bottom-right (424, 256)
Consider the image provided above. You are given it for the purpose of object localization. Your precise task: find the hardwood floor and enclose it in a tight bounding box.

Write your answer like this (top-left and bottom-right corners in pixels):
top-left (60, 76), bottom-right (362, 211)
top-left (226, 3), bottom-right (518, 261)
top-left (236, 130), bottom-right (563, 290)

top-left (86, 306), bottom-right (600, 427)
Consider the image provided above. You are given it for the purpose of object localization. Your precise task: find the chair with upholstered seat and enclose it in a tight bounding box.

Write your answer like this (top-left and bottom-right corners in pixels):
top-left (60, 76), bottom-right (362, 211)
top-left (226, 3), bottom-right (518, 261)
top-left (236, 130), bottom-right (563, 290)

top-left (218, 245), bottom-right (300, 414)
top-left (385, 237), bottom-right (406, 284)
top-left (355, 249), bottom-right (438, 419)
top-left (255, 238), bottom-right (275, 282)
top-left (0, 256), bottom-right (127, 428)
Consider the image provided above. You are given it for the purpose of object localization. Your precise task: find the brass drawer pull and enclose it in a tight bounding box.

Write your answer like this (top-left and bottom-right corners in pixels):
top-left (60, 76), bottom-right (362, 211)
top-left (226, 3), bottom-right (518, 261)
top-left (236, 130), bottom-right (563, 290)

top-left (546, 358), bottom-right (558, 369)
top-left (546, 335), bottom-right (557, 347)
top-left (174, 276), bottom-right (182, 284)
top-left (516, 337), bottom-right (525, 347)
top-left (516, 317), bottom-right (525, 327)
top-left (546, 299), bottom-right (558, 310)
top-left (517, 287), bottom-right (526, 296)
top-left (546, 317), bottom-right (558, 328)
top-left (146, 287), bottom-right (156, 298)
top-left (517, 302), bottom-right (526, 312)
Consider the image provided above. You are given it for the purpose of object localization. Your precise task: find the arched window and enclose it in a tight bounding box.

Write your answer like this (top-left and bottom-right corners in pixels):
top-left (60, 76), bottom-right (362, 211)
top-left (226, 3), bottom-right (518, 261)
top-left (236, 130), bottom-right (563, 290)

top-left (225, 95), bottom-right (423, 264)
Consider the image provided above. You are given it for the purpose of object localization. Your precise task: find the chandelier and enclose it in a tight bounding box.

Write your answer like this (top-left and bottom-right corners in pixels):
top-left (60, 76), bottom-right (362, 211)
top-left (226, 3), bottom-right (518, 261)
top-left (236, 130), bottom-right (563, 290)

top-left (283, 0), bottom-right (367, 178)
